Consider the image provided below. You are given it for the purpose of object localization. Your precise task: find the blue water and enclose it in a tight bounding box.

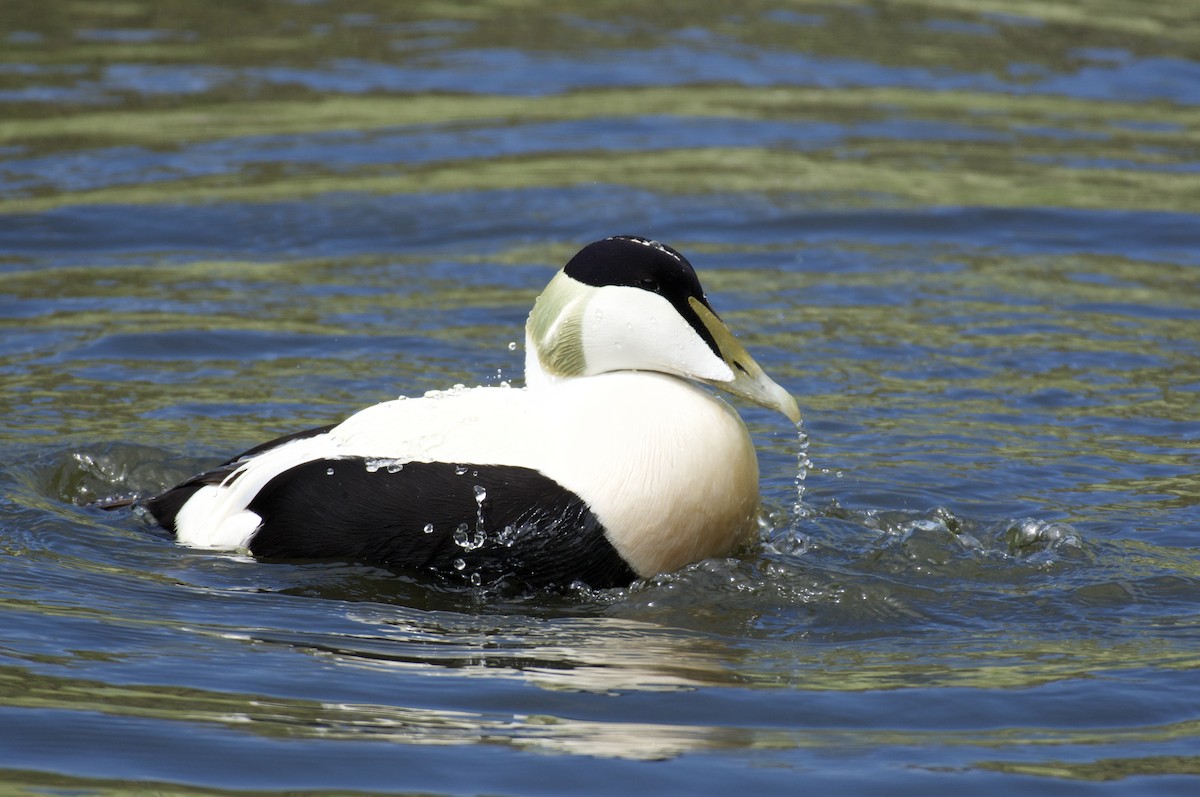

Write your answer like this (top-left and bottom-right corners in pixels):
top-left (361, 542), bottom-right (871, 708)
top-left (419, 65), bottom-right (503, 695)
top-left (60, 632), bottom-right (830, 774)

top-left (2, 2), bottom-right (1199, 794)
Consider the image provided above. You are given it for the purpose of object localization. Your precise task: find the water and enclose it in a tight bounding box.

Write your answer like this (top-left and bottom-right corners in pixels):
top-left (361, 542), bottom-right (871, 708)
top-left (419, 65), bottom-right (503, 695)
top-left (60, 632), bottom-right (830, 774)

top-left (2, 1), bottom-right (1199, 794)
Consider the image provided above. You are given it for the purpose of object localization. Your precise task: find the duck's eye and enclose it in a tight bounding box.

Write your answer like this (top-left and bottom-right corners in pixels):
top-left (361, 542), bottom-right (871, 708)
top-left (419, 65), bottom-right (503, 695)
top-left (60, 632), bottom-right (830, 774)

top-left (640, 277), bottom-right (660, 292)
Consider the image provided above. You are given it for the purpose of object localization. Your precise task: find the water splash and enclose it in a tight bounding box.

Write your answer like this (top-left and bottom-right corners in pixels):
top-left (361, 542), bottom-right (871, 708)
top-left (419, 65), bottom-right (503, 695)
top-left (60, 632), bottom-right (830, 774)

top-left (792, 417), bottom-right (813, 520)
top-left (1003, 517), bottom-right (1083, 559)
top-left (53, 448), bottom-right (141, 505)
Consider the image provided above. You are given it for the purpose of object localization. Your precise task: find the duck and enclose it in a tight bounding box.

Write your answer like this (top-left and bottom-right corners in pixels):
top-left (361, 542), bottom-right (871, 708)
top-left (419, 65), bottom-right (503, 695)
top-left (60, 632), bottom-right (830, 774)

top-left (137, 236), bottom-right (800, 590)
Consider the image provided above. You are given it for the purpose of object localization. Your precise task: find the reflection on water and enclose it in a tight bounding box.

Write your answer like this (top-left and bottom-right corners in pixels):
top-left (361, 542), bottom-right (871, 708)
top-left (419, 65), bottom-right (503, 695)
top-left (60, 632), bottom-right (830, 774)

top-left (2, 0), bottom-right (1200, 793)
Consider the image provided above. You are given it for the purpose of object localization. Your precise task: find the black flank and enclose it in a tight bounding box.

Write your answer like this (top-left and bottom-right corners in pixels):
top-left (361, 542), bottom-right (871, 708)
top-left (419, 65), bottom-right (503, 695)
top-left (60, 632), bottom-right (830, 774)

top-left (246, 459), bottom-right (637, 590)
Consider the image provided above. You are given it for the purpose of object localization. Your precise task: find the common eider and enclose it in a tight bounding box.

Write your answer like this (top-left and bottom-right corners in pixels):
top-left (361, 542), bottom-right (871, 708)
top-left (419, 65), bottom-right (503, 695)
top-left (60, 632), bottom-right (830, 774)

top-left (138, 236), bottom-right (800, 589)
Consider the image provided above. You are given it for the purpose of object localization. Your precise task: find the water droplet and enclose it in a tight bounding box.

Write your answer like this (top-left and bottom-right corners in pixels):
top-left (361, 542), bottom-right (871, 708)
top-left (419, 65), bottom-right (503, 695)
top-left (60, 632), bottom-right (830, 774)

top-left (454, 465), bottom-right (468, 476)
top-left (469, 571), bottom-right (482, 586)
top-left (452, 558), bottom-right (466, 571)
top-left (365, 457), bottom-right (405, 474)
top-left (424, 384), bottom-right (469, 400)
top-left (507, 341), bottom-right (518, 351)
top-left (472, 486), bottom-right (489, 533)
top-left (326, 467), bottom-right (335, 476)
top-left (453, 522), bottom-right (486, 551)
top-left (423, 523), bottom-right (434, 534)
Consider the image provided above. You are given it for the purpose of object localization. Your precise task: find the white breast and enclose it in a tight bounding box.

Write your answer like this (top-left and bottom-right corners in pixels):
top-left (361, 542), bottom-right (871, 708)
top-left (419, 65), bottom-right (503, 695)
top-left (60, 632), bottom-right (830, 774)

top-left (526, 373), bottom-right (761, 577)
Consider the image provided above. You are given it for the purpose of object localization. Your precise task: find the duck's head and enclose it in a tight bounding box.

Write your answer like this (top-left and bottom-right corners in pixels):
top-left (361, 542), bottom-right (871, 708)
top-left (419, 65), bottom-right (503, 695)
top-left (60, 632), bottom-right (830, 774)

top-left (525, 235), bottom-right (800, 423)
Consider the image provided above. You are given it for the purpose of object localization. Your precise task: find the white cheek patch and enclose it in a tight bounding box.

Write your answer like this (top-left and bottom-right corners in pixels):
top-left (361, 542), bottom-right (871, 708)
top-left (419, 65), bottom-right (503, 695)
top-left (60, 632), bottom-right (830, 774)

top-left (580, 286), bottom-right (734, 382)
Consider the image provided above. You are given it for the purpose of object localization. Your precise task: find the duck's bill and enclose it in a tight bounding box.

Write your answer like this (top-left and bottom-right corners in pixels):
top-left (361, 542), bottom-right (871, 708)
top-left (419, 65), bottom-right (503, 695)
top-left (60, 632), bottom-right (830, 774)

top-left (689, 297), bottom-right (801, 424)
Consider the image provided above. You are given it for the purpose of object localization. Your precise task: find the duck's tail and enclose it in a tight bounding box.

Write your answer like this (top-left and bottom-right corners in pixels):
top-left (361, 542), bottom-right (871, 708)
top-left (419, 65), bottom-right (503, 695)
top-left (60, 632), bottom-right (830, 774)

top-left (89, 495), bottom-right (140, 511)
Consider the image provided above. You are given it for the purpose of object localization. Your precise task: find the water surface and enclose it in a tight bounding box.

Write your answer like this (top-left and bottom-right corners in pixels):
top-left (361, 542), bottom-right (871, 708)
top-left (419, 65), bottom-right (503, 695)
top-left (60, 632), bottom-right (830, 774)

top-left (2, 1), bottom-right (1198, 794)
